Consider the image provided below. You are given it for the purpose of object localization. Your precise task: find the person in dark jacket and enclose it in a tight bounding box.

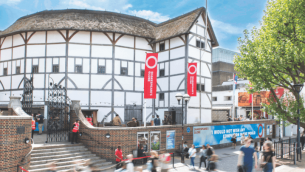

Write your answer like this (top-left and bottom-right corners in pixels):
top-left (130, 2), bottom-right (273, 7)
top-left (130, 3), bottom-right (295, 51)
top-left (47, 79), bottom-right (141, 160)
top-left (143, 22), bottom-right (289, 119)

top-left (154, 115), bottom-right (161, 126)
top-left (127, 118), bottom-right (137, 127)
top-left (135, 118), bottom-right (140, 126)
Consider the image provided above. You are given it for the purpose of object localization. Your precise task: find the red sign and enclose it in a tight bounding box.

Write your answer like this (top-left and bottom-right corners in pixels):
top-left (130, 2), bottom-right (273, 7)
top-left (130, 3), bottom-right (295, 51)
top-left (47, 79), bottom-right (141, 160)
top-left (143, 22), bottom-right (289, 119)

top-left (187, 63), bottom-right (197, 96)
top-left (275, 87), bottom-right (284, 99)
top-left (144, 53), bottom-right (158, 99)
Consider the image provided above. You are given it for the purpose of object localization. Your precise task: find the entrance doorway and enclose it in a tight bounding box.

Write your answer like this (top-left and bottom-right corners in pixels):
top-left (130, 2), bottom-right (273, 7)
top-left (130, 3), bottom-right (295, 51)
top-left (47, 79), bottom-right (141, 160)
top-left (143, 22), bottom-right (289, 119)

top-left (82, 109), bottom-right (98, 127)
top-left (125, 105), bottom-right (142, 125)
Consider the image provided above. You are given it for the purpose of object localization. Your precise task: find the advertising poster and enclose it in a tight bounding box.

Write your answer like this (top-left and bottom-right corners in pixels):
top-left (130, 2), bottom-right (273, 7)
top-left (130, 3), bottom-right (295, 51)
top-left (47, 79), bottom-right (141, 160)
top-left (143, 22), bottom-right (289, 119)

top-left (150, 131), bottom-right (161, 151)
top-left (193, 123), bottom-right (265, 148)
top-left (166, 130), bottom-right (175, 149)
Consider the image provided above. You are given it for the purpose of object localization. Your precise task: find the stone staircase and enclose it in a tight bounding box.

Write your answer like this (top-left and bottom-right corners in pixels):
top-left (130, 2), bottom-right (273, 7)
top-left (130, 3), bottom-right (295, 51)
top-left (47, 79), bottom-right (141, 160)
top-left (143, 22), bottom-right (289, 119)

top-left (28, 143), bottom-right (113, 172)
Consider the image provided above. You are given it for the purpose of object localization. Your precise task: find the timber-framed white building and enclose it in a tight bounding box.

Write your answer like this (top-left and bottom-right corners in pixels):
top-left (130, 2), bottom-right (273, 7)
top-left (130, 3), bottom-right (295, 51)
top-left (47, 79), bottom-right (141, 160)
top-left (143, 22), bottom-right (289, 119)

top-left (0, 7), bottom-right (218, 125)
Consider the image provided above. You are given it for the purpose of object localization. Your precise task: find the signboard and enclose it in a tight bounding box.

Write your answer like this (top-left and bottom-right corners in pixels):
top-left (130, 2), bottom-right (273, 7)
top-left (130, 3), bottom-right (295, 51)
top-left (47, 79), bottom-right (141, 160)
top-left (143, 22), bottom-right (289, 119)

top-left (187, 63), bottom-right (197, 96)
top-left (187, 127), bottom-right (191, 133)
top-left (193, 123), bottom-right (265, 148)
top-left (150, 131), bottom-right (161, 151)
top-left (144, 53), bottom-right (158, 99)
top-left (267, 125), bottom-right (273, 136)
top-left (166, 130), bottom-right (175, 149)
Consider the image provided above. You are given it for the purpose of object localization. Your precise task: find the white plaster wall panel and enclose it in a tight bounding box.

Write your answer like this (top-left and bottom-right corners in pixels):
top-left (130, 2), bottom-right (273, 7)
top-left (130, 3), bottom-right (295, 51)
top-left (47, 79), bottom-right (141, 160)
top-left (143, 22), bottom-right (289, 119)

top-left (135, 50), bottom-right (147, 62)
top-left (206, 42), bottom-right (211, 52)
top-left (114, 60), bottom-right (120, 74)
top-left (169, 91), bottom-right (184, 107)
top-left (68, 58), bottom-right (74, 72)
top-left (136, 37), bottom-right (151, 50)
top-left (165, 40), bottom-right (169, 50)
top-left (188, 109), bottom-right (200, 124)
top-left (158, 51), bottom-right (168, 62)
top-left (115, 34), bottom-right (121, 40)
top-left (11, 75), bottom-right (23, 89)
top-left (1, 36), bottom-right (12, 49)
top-left (7, 62), bottom-right (11, 75)
top-left (170, 37), bottom-right (184, 48)
top-left (91, 59), bottom-right (97, 73)
top-left (115, 76), bottom-right (133, 90)
top-left (135, 63), bottom-right (140, 76)
top-left (83, 59), bottom-right (89, 73)
top-left (0, 63), bottom-right (3, 75)
top-left (157, 77), bottom-right (168, 91)
top-left (115, 47), bottom-right (133, 60)
top-left (91, 91), bottom-right (111, 105)
top-left (165, 62), bottom-right (169, 75)
top-left (99, 59), bottom-right (105, 65)
top-left (189, 46), bottom-right (200, 59)
top-left (1, 49), bottom-right (12, 61)
top-left (33, 74), bottom-right (44, 88)
top-left (33, 90), bottom-right (44, 101)
top-left (116, 35), bottom-right (134, 48)
top-left (114, 81), bottom-right (121, 90)
top-left (47, 31), bottom-right (66, 43)
top-left (189, 35), bottom-right (196, 46)
top-left (201, 51), bottom-right (211, 63)
top-left (13, 46), bottom-right (25, 59)
top-left (201, 93), bottom-right (211, 108)
top-left (207, 32), bottom-right (210, 39)
top-left (91, 75), bottom-right (111, 89)
top-left (92, 32), bottom-right (112, 44)
top-left (170, 59), bottom-right (184, 75)
top-left (0, 91), bottom-right (10, 101)
top-left (20, 59), bottom-right (24, 73)
top-left (67, 90), bottom-right (89, 105)
top-left (26, 59), bottom-right (32, 73)
top-left (3, 62), bottom-right (7, 68)
top-left (135, 77), bottom-right (144, 91)
top-left (47, 44), bottom-right (66, 56)
top-left (144, 108), bottom-right (152, 122)
top-left (69, 44), bottom-right (90, 57)
top-left (53, 58), bottom-right (59, 64)
top-left (16, 60), bottom-right (20, 66)
top-left (170, 47), bottom-right (185, 59)
top-left (208, 64), bottom-right (211, 72)
top-left (69, 31), bottom-right (90, 44)
top-left (197, 26), bottom-right (205, 37)
top-left (46, 58), bottom-right (52, 72)
top-left (91, 45), bottom-right (112, 58)
top-left (121, 61), bottom-right (127, 67)
top-left (197, 14), bottom-right (205, 27)
top-left (33, 59), bottom-right (38, 65)
top-left (128, 62), bottom-right (133, 76)
top-left (104, 80), bottom-right (112, 89)
top-left (205, 78), bottom-right (211, 92)
top-left (126, 92), bottom-right (141, 105)
top-left (201, 63), bottom-right (211, 77)
top-left (106, 60), bottom-right (112, 74)
top-left (156, 43), bottom-right (159, 52)
top-left (13, 34), bottom-right (25, 46)
top-left (69, 74), bottom-right (89, 88)
top-left (39, 58), bottom-right (45, 72)
top-left (96, 107), bottom-right (111, 122)
top-left (190, 25), bottom-right (196, 33)
top-left (164, 93), bottom-right (168, 107)
top-left (188, 92), bottom-right (200, 107)
top-left (60, 58), bottom-right (65, 72)
top-left (11, 90), bottom-right (23, 97)
top-left (114, 92), bottom-right (124, 106)
top-left (169, 75), bottom-right (184, 90)
top-left (201, 109), bottom-right (212, 123)
top-left (1, 76), bottom-right (11, 90)
top-left (28, 32), bottom-right (46, 44)
top-left (12, 61), bottom-right (16, 74)
top-left (75, 58), bottom-right (82, 65)
top-left (160, 63), bottom-right (164, 69)
top-left (27, 45), bottom-right (45, 57)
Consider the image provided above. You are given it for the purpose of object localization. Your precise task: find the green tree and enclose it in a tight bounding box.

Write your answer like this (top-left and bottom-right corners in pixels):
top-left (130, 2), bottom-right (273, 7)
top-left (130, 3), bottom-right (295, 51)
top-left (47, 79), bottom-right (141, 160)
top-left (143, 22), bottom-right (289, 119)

top-left (234, 0), bottom-right (305, 128)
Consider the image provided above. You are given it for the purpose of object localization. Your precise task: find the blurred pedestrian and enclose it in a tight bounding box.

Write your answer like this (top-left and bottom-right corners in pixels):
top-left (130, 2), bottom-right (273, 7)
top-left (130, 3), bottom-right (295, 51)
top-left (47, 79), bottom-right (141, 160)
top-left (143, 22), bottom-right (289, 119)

top-left (160, 153), bottom-right (171, 172)
top-left (126, 154), bottom-right (134, 172)
top-left (115, 145), bottom-right (123, 169)
top-left (71, 119), bottom-right (80, 144)
top-left (138, 145), bottom-right (147, 164)
top-left (31, 114), bottom-right (36, 139)
top-left (36, 111), bottom-right (44, 135)
top-left (149, 151), bottom-right (159, 172)
top-left (301, 133), bottom-right (305, 150)
top-left (237, 138), bottom-right (258, 172)
top-left (188, 144), bottom-right (197, 169)
top-left (208, 154), bottom-right (218, 171)
top-left (231, 134), bottom-right (237, 149)
top-left (86, 115), bottom-right (93, 126)
top-left (260, 142), bottom-right (275, 172)
top-left (199, 145), bottom-right (207, 169)
top-left (47, 161), bottom-right (57, 172)
top-left (206, 144), bottom-right (214, 170)
top-left (241, 134), bottom-right (246, 145)
top-left (115, 161), bottom-right (127, 172)
top-left (154, 115), bottom-right (161, 126)
top-left (113, 114), bottom-right (121, 126)
top-left (254, 142), bottom-right (259, 159)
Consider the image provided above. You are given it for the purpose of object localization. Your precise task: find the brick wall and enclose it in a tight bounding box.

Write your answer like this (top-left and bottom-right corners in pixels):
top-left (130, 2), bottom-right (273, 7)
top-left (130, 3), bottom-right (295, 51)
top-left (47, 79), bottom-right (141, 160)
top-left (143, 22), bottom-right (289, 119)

top-left (0, 116), bottom-right (32, 172)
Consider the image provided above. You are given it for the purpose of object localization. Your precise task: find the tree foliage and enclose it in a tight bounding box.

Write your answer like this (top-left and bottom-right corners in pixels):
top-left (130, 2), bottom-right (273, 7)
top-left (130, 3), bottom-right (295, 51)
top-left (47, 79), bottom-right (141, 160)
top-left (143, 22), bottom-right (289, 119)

top-left (234, 0), bottom-right (305, 128)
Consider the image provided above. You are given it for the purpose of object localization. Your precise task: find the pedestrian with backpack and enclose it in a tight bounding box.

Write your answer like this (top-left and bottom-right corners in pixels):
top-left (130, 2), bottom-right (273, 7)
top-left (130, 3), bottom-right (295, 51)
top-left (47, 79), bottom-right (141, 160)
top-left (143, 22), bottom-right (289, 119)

top-left (206, 144), bottom-right (214, 170)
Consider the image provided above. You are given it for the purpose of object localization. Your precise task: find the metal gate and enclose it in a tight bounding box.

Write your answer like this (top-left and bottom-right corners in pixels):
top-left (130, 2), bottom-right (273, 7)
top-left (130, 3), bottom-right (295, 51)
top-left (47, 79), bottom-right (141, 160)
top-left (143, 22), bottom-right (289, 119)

top-left (46, 77), bottom-right (71, 143)
top-left (21, 75), bottom-right (33, 115)
top-left (125, 105), bottom-right (142, 125)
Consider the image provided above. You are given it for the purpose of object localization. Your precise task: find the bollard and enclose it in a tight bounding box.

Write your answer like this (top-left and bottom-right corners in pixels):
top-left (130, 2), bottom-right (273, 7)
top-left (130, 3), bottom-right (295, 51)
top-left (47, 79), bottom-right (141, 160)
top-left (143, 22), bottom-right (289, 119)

top-left (181, 152), bottom-right (185, 163)
top-left (294, 142), bottom-right (296, 164)
top-left (281, 141), bottom-right (283, 159)
top-left (172, 153), bottom-right (175, 168)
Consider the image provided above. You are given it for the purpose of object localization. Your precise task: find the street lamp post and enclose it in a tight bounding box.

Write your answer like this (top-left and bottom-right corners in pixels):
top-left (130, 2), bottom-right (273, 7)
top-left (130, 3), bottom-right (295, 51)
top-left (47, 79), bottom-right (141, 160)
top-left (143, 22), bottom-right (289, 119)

top-left (293, 83), bottom-right (303, 160)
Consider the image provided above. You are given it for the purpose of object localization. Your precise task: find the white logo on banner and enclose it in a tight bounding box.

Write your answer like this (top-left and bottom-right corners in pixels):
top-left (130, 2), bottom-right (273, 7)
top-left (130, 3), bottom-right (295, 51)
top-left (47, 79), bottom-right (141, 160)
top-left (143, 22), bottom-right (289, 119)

top-left (145, 56), bottom-right (158, 69)
top-left (188, 65), bottom-right (197, 75)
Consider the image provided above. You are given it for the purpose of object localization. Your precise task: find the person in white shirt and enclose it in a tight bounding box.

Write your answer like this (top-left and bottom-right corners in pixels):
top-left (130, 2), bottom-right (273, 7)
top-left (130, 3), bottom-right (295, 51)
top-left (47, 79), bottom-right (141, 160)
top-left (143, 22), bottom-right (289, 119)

top-left (188, 144), bottom-right (197, 169)
top-left (126, 154), bottom-right (134, 172)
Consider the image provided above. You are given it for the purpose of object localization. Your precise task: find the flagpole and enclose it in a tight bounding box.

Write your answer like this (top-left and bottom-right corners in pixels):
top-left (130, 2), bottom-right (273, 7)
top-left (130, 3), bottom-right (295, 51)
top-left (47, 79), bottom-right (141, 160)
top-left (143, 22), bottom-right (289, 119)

top-left (232, 73), bottom-right (235, 121)
top-left (144, 100), bottom-right (146, 127)
top-left (252, 94), bottom-right (254, 120)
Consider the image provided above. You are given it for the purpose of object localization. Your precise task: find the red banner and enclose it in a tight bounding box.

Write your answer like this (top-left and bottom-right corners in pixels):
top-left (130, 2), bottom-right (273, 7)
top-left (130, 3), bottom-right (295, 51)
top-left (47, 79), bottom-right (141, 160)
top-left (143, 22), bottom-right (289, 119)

top-left (144, 53), bottom-right (158, 99)
top-left (187, 63), bottom-right (197, 96)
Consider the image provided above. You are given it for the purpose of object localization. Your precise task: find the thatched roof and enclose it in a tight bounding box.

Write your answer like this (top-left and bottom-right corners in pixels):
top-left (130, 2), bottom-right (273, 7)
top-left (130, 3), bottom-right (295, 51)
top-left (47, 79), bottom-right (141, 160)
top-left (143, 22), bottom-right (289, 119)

top-left (0, 7), bottom-right (218, 47)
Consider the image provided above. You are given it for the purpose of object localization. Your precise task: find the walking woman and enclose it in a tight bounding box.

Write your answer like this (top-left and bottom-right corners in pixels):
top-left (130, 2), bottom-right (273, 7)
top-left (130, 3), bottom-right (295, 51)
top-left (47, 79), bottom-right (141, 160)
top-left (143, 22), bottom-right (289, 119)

top-left (241, 134), bottom-right (246, 145)
top-left (188, 144), bottom-right (197, 169)
top-left (149, 151), bottom-right (159, 172)
top-left (231, 134), bottom-right (237, 149)
top-left (254, 142), bottom-right (260, 159)
top-left (261, 142), bottom-right (275, 172)
top-left (199, 145), bottom-right (207, 169)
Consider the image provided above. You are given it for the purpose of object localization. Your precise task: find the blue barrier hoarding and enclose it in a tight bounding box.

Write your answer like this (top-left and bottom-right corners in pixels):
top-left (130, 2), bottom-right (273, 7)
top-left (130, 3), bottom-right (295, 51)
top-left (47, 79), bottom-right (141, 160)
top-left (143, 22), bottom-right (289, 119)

top-left (193, 123), bottom-right (265, 148)
top-left (166, 130), bottom-right (175, 149)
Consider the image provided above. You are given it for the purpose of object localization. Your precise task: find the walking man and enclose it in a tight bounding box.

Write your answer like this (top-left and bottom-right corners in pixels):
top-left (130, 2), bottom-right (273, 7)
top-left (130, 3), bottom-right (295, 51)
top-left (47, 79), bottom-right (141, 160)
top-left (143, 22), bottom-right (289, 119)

top-left (36, 111), bottom-right (44, 135)
top-left (154, 115), bottom-right (161, 126)
top-left (238, 138), bottom-right (258, 172)
top-left (71, 119), bottom-right (80, 144)
top-left (115, 145), bottom-right (123, 169)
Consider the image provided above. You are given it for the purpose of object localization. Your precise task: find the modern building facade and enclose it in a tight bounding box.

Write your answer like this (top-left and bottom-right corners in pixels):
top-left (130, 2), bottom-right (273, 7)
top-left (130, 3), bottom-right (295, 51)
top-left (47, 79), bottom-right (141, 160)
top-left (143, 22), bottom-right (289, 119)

top-left (0, 7), bottom-right (218, 125)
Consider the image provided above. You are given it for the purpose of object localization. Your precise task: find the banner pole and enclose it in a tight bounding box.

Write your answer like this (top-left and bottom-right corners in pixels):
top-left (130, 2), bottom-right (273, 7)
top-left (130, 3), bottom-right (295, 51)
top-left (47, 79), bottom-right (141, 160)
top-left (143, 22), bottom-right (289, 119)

top-left (144, 100), bottom-right (146, 127)
top-left (252, 94), bottom-right (254, 120)
top-left (232, 73), bottom-right (235, 121)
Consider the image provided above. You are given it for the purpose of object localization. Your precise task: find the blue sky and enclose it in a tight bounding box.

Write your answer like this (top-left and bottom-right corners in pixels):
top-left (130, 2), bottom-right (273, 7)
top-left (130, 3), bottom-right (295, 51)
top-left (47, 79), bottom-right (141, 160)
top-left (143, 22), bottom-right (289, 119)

top-left (0, 0), bottom-right (267, 51)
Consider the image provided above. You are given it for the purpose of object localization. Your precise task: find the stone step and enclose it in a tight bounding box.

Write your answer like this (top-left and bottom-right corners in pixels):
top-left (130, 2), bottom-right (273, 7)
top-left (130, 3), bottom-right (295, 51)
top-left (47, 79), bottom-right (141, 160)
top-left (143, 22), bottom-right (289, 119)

top-left (28, 163), bottom-right (84, 172)
top-left (33, 143), bottom-right (83, 150)
top-left (31, 152), bottom-right (94, 161)
top-left (57, 162), bottom-right (114, 172)
top-left (30, 155), bottom-right (100, 165)
top-left (31, 149), bottom-right (89, 157)
top-left (32, 145), bottom-right (86, 153)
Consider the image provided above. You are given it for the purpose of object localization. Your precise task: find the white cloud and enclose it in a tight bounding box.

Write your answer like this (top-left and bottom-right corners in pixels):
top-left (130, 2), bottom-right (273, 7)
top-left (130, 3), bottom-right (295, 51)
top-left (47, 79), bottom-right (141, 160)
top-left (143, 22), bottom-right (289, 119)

top-left (210, 19), bottom-right (244, 35)
top-left (123, 4), bottom-right (132, 10)
top-left (129, 10), bottom-right (170, 23)
top-left (66, 0), bottom-right (104, 10)
top-left (0, 0), bottom-right (22, 5)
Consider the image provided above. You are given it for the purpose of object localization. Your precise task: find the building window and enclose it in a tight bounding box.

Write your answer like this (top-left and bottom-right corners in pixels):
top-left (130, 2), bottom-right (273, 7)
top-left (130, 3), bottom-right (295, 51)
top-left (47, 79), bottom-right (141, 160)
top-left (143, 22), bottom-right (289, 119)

top-left (212, 97), bottom-right (217, 101)
top-left (201, 42), bottom-right (205, 48)
top-left (225, 96), bottom-right (232, 101)
top-left (3, 68), bottom-right (7, 76)
top-left (121, 67), bottom-right (128, 75)
top-left (53, 65), bottom-right (59, 73)
top-left (159, 43), bottom-right (165, 51)
top-left (196, 40), bottom-right (205, 48)
top-left (196, 84), bottom-right (205, 91)
top-left (159, 69), bottom-right (165, 77)
top-left (98, 66), bottom-right (106, 74)
top-left (159, 93), bottom-right (164, 101)
top-left (141, 69), bottom-right (145, 77)
top-left (75, 65), bottom-right (82, 73)
top-left (16, 67), bottom-right (20, 74)
top-left (32, 65), bottom-right (38, 73)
